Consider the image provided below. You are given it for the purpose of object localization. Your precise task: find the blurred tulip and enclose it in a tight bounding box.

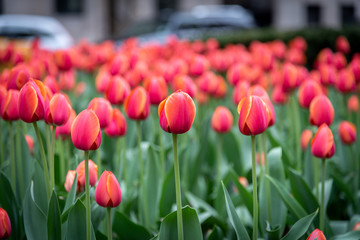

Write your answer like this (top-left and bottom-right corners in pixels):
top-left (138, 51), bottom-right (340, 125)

top-left (282, 63), bottom-right (300, 92)
top-left (88, 98), bottom-right (112, 129)
top-left (309, 95), bottom-right (334, 127)
top-left (7, 64), bottom-right (30, 90)
top-left (1, 90), bottom-right (19, 121)
top-left (336, 35), bottom-right (350, 54)
top-left (195, 91), bottom-right (209, 105)
top-left (237, 95), bottom-right (270, 136)
top-left (64, 170), bottom-right (78, 193)
top-left (108, 54), bottom-right (129, 75)
top-left (298, 80), bottom-right (323, 108)
top-left (105, 76), bottom-right (130, 105)
top-left (232, 81), bottom-right (250, 105)
top-left (189, 54), bottom-right (209, 76)
top-left (311, 123), bottom-right (335, 159)
top-left (172, 74), bottom-right (197, 98)
top-left (238, 177), bottom-right (249, 188)
top-left (289, 36), bottom-right (307, 51)
top-left (124, 86), bottom-right (150, 120)
top-left (352, 222), bottom-right (360, 231)
top-left (211, 106), bottom-right (233, 134)
top-left (95, 69), bottom-right (111, 93)
top-left (75, 82), bottom-right (86, 97)
top-left (271, 85), bottom-right (288, 105)
top-left (58, 70), bottom-right (75, 91)
top-left (333, 52), bottom-right (347, 70)
top-left (213, 75), bottom-right (227, 98)
top-left (318, 64), bottom-right (336, 86)
top-left (249, 85), bottom-right (276, 126)
top-left (307, 229), bottom-right (326, 240)
top-left (226, 63), bottom-right (249, 86)
top-left (71, 109), bottom-right (101, 151)
top-left (43, 75), bottom-right (59, 94)
top-left (56, 109), bottom-right (76, 140)
top-left (45, 93), bottom-right (72, 126)
top-left (158, 90), bottom-right (196, 134)
top-left (95, 171), bottom-right (122, 208)
top-left (54, 50), bottom-right (72, 71)
top-left (350, 58), bottom-right (360, 83)
top-left (336, 68), bottom-right (356, 93)
top-left (0, 208), bottom-right (11, 239)
top-left (301, 129), bottom-right (313, 150)
top-left (348, 95), bottom-right (359, 113)
top-left (196, 71), bottom-right (218, 94)
top-left (76, 159), bottom-right (98, 190)
top-left (105, 108), bottom-right (127, 137)
top-left (25, 134), bottom-right (34, 155)
top-left (338, 121), bottom-right (356, 145)
top-left (143, 76), bottom-right (168, 105)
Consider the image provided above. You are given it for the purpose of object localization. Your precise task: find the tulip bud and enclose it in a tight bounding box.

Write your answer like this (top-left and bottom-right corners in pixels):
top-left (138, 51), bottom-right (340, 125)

top-left (232, 81), bottom-right (250, 106)
top-left (71, 109), bottom-right (101, 151)
top-left (105, 108), bottom-right (127, 137)
top-left (338, 121), bottom-right (356, 145)
top-left (238, 177), bottom-right (249, 188)
top-left (271, 85), bottom-right (288, 105)
top-left (8, 64), bottom-right (30, 90)
top-left (124, 86), bottom-right (150, 120)
top-left (54, 50), bottom-right (72, 71)
top-left (0, 208), bottom-right (11, 239)
top-left (88, 98), bottom-right (112, 129)
top-left (298, 80), bottom-right (323, 108)
top-left (1, 90), bottom-right (19, 121)
top-left (353, 222), bottom-right (360, 231)
top-left (95, 171), bottom-right (122, 208)
top-left (95, 69), bottom-right (111, 93)
top-left (211, 106), bottom-right (233, 134)
top-left (76, 159), bottom-right (98, 191)
top-left (282, 63), bottom-right (300, 92)
top-left (318, 64), bottom-right (336, 86)
top-left (143, 76), bottom-right (168, 105)
top-left (226, 63), bottom-right (249, 86)
top-left (158, 90), bottom-right (196, 134)
top-left (45, 93), bottom-right (72, 126)
top-left (56, 109), bottom-right (76, 140)
top-left (25, 134), bottom-right (34, 156)
top-left (64, 170), bottom-right (78, 193)
top-left (43, 75), bottom-right (59, 94)
top-left (58, 70), bottom-right (75, 91)
top-left (249, 85), bottom-right (276, 127)
top-left (306, 229), bottom-right (326, 240)
top-left (336, 68), bottom-right (356, 93)
top-left (336, 35), bottom-right (350, 54)
top-left (105, 76), bottom-right (130, 105)
top-left (311, 123), bottom-right (335, 159)
top-left (301, 129), bottom-right (313, 150)
top-left (333, 52), bottom-right (347, 70)
top-left (189, 54), bottom-right (209, 76)
top-left (237, 95), bottom-right (270, 136)
top-left (348, 95), bottom-right (359, 113)
top-left (196, 71), bottom-right (218, 95)
top-left (309, 95), bottom-right (334, 127)
top-left (172, 74), bottom-right (197, 98)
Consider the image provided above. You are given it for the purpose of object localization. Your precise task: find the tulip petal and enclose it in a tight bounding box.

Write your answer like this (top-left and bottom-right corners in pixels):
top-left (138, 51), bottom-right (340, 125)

top-left (19, 84), bottom-right (38, 123)
top-left (311, 124), bottom-right (335, 158)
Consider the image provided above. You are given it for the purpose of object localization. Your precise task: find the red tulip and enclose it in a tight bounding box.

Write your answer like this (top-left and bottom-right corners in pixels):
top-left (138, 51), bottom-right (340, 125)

top-left (158, 90), bottom-right (196, 134)
top-left (105, 108), bottom-right (127, 137)
top-left (95, 69), bottom-right (111, 93)
top-left (298, 80), bottom-right (323, 108)
top-left (105, 76), bottom-right (130, 105)
top-left (271, 85), bottom-right (288, 105)
top-left (338, 121), bottom-right (356, 145)
top-left (352, 222), bottom-right (360, 231)
top-left (301, 129), bottom-right (313, 151)
top-left (7, 64), bottom-right (30, 90)
top-left (54, 50), bottom-right (72, 71)
top-left (333, 52), bottom-right (347, 70)
top-left (1, 90), bottom-right (19, 121)
top-left (56, 109), bottom-right (76, 140)
top-left (124, 86), bottom-right (150, 120)
top-left (195, 91), bottom-right (209, 105)
top-left (18, 80), bottom-right (46, 123)
top-left (226, 63), bottom-right (249, 86)
top-left (237, 95), bottom-right (270, 136)
top-left (196, 71), bottom-right (218, 95)
top-left (307, 229), bottom-right (326, 240)
top-left (45, 93), bottom-right (72, 126)
top-left (88, 98), bottom-right (112, 129)
top-left (336, 35), bottom-right (350, 54)
top-left (211, 106), bottom-right (233, 134)
top-left (172, 74), bottom-right (197, 98)
top-left (309, 95), bottom-right (334, 127)
top-left (289, 36), bottom-right (307, 51)
top-left (108, 54), bottom-right (129, 75)
top-left (25, 134), bottom-right (34, 156)
top-left (75, 82), bottom-right (86, 97)
top-left (76, 159), bottom-right (98, 190)
top-left (282, 63), bottom-right (300, 92)
top-left (213, 75), bottom-right (227, 99)
top-left (348, 95), bottom-right (359, 113)
top-left (232, 81), bottom-right (250, 106)
top-left (189, 54), bottom-right (209, 76)
top-left (311, 123), bottom-right (335, 159)
top-left (64, 170), bottom-right (78, 193)
top-left (318, 64), bottom-right (336, 86)
top-left (95, 171), bottom-right (122, 208)
top-left (58, 70), bottom-right (75, 91)
top-left (43, 75), bottom-right (59, 94)
top-left (249, 85), bottom-right (276, 127)
top-left (71, 109), bottom-right (101, 151)
top-left (143, 76), bottom-right (168, 105)
top-left (336, 68), bottom-right (356, 93)
top-left (0, 207), bottom-right (11, 239)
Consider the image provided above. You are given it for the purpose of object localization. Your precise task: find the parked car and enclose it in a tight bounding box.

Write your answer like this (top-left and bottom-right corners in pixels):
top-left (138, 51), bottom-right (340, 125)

top-left (0, 14), bottom-right (74, 50)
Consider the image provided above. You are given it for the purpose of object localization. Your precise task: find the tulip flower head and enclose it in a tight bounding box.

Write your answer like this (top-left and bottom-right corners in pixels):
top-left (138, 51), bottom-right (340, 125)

top-left (298, 80), bottom-right (323, 108)
top-left (88, 97), bottom-right (112, 129)
top-left (311, 123), bottom-right (335, 159)
top-left (64, 170), bottom-right (78, 193)
top-left (309, 95), bottom-right (334, 127)
top-left (232, 81), bottom-right (250, 106)
top-left (301, 129), bottom-right (313, 150)
top-left (158, 90), bottom-right (196, 134)
top-left (271, 85), bottom-right (288, 105)
top-left (105, 76), bottom-right (130, 105)
top-left (56, 109), bottom-right (76, 140)
top-left (71, 109), bottom-right (101, 151)
top-left (237, 95), bottom-right (270, 136)
top-left (348, 95), bottom-right (359, 113)
top-left (95, 171), bottom-right (122, 208)
top-left (352, 222), bottom-right (360, 231)
top-left (8, 64), bottom-right (30, 90)
top-left (76, 159), bottom-right (98, 191)
top-left (338, 121), bottom-right (356, 145)
top-left (306, 229), bottom-right (326, 240)
top-left (249, 85), bottom-right (276, 127)
top-left (105, 108), bottom-right (127, 137)
top-left (211, 106), bottom-right (233, 134)
top-left (336, 35), bottom-right (350, 54)
top-left (124, 86), bottom-right (150, 120)
top-left (0, 208), bottom-right (11, 239)
top-left (143, 75), bottom-right (168, 105)
top-left (45, 93), bottom-right (72, 126)
top-left (238, 177), bottom-right (249, 188)
top-left (25, 134), bottom-right (34, 155)
top-left (1, 89), bottom-right (19, 121)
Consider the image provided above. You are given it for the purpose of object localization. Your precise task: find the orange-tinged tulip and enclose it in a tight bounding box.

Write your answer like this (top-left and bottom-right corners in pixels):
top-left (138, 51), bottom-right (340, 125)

top-left (298, 80), bottom-right (323, 108)
top-left (172, 74), bottom-right (197, 98)
top-left (352, 222), bottom-right (360, 231)
top-left (189, 54), bottom-right (209, 76)
top-left (18, 80), bottom-right (46, 123)
top-left (43, 75), bottom-right (59, 94)
top-left (56, 109), bottom-right (76, 140)
top-left (271, 85), bottom-right (288, 105)
top-left (211, 106), bottom-right (233, 133)
top-left (105, 76), bottom-right (130, 105)
top-left (105, 108), bottom-right (127, 137)
top-left (95, 69), bottom-right (111, 93)
top-left (1, 90), bottom-right (19, 121)
top-left (0, 208), bottom-right (11, 239)
top-left (232, 81), bottom-right (250, 106)
top-left (318, 64), bottom-right (336, 86)
top-left (45, 93), bottom-right (72, 126)
top-left (75, 82), bottom-right (86, 97)
top-left (282, 63), bottom-right (300, 92)
top-left (58, 70), bottom-right (75, 91)
top-left (226, 63), bottom-right (249, 86)
top-left (124, 86), bottom-right (150, 120)
top-left (309, 95), bottom-right (334, 127)
top-left (338, 121), bottom-right (356, 145)
top-left (301, 129), bottom-right (313, 150)
top-left (237, 95), bottom-right (270, 136)
top-left (307, 229), bottom-right (326, 240)
top-left (54, 50), bottom-right (72, 71)
top-left (195, 91), bottom-right (209, 105)
top-left (76, 159), bottom-right (98, 191)
top-left (25, 134), bottom-right (34, 156)
top-left (71, 109), bottom-right (101, 151)
top-left (213, 75), bottom-right (227, 99)
top-left (158, 90), bottom-right (196, 134)
top-left (64, 170), bottom-right (78, 193)
top-left (289, 36), bottom-right (307, 51)
top-left (336, 68), bottom-right (356, 93)
top-left (7, 64), bottom-right (30, 90)
top-left (311, 123), bottom-right (335, 159)
top-left (336, 35), bottom-right (350, 54)
top-left (348, 95), bottom-right (359, 113)
top-left (238, 177), bottom-right (249, 188)
top-left (108, 54), bottom-right (129, 75)
top-left (88, 98), bottom-right (112, 129)
top-left (95, 171), bottom-right (122, 208)
top-left (196, 71), bottom-right (218, 94)
top-left (333, 52), bottom-right (347, 70)
top-left (249, 85), bottom-right (276, 127)
top-left (143, 76), bottom-right (168, 105)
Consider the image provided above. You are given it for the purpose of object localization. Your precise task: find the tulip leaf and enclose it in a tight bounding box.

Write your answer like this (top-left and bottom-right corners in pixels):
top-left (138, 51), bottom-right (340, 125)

top-left (33, 161), bottom-right (49, 214)
top-left (159, 166), bottom-right (176, 217)
top-left (112, 211), bottom-right (152, 240)
top-left (158, 205), bottom-right (203, 240)
top-left (330, 231), bottom-right (360, 240)
top-left (280, 208), bottom-right (318, 240)
top-left (207, 226), bottom-right (224, 240)
top-left (47, 190), bottom-right (62, 240)
top-left (23, 183), bottom-right (47, 240)
top-left (223, 129), bottom-right (242, 175)
top-left (229, 170), bottom-right (253, 216)
top-left (221, 181), bottom-right (251, 240)
top-left (63, 173), bottom-right (78, 214)
top-left (90, 201), bottom-right (105, 231)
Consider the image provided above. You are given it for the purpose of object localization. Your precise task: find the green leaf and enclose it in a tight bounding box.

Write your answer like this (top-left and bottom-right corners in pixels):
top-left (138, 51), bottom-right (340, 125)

top-left (33, 161), bottom-right (49, 214)
top-left (23, 183), bottom-right (47, 240)
top-left (112, 211), bottom-right (152, 240)
top-left (186, 192), bottom-right (219, 217)
top-left (47, 190), bottom-right (62, 240)
top-left (229, 170), bottom-right (253, 216)
top-left (207, 226), bottom-right (224, 240)
top-left (330, 231), bottom-right (360, 240)
top-left (158, 205), bottom-right (203, 240)
top-left (159, 167), bottom-right (176, 217)
top-left (221, 181), bottom-right (251, 240)
top-left (223, 130), bottom-right (242, 175)
top-left (280, 209), bottom-right (318, 240)
top-left (63, 173), bottom-right (78, 214)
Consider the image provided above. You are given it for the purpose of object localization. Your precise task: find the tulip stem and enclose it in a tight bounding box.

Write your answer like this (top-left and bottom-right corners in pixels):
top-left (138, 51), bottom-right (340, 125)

top-left (15, 122), bottom-right (24, 198)
top-left (97, 145), bottom-right (102, 175)
top-left (136, 121), bottom-right (149, 228)
top-left (159, 124), bottom-right (165, 180)
top-left (50, 126), bottom-right (55, 190)
top-left (263, 133), bottom-right (272, 226)
top-left (0, 119), bottom-right (3, 165)
top-left (350, 146), bottom-right (358, 211)
top-left (291, 95), bottom-right (301, 172)
top-left (313, 156), bottom-right (319, 199)
top-left (173, 134), bottom-right (183, 240)
top-left (107, 207), bottom-right (112, 240)
top-left (59, 139), bottom-right (65, 183)
top-left (251, 135), bottom-right (258, 240)
top-left (9, 122), bottom-right (16, 195)
top-left (33, 122), bottom-right (50, 200)
top-left (216, 134), bottom-right (222, 186)
top-left (320, 158), bottom-right (326, 231)
top-left (84, 150), bottom-right (91, 240)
